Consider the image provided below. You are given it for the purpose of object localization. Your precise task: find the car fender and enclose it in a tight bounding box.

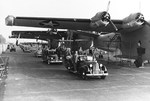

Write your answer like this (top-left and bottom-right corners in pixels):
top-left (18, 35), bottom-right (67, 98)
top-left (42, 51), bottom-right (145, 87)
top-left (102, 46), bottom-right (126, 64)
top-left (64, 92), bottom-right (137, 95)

top-left (79, 65), bottom-right (88, 73)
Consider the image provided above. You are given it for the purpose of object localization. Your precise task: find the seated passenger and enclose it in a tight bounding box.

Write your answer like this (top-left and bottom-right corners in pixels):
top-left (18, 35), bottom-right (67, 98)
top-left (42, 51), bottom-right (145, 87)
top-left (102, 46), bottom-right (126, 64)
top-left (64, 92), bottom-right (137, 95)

top-left (74, 51), bottom-right (79, 63)
top-left (78, 47), bottom-right (83, 55)
top-left (89, 47), bottom-right (93, 56)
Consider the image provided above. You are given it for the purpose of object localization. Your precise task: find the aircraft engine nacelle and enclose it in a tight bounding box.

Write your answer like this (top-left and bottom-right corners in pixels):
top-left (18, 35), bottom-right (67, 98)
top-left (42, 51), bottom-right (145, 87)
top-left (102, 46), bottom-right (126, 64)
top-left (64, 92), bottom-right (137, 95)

top-left (5, 15), bottom-right (15, 26)
top-left (90, 11), bottom-right (110, 28)
top-left (122, 13), bottom-right (144, 29)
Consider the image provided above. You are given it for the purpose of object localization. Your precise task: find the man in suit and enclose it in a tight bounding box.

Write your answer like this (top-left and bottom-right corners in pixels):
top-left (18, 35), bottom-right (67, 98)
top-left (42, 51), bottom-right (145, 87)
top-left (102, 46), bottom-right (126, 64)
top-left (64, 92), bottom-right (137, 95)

top-left (134, 41), bottom-right (145, 68)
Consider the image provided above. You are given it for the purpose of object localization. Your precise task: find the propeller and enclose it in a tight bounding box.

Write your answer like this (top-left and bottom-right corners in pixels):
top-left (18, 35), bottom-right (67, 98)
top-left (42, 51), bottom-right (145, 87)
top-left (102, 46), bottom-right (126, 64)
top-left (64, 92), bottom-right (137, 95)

top-left (106, 1), bottom-right (110, 12)
top-left (106, 1), bottom-right (118, 31)
top-left (108, 19), bottom-right (118, 31)
top-left (90, 1), bottom-right (118, 31)
top-left (138, 1), bottom-right (150, 27)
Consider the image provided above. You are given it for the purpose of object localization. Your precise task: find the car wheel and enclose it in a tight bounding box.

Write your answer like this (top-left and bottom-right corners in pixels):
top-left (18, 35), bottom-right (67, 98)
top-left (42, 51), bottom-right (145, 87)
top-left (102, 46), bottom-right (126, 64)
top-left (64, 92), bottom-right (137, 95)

top-left (47, 60), bottom-right (50, 64)
top-left (65, 62), bottom-right (70, 69)
top-left (101, 76), bottom-right (106, 79)
top-left (67, 66), bottom-right (72, 73)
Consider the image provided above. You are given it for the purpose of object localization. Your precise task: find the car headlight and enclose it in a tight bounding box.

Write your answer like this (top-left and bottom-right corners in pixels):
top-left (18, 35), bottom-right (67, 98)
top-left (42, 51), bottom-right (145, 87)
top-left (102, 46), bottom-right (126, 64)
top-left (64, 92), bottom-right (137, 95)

top-left (99, 64), bottom-right (103, 67)
top-left (89, 64), bottom-right (93, 67)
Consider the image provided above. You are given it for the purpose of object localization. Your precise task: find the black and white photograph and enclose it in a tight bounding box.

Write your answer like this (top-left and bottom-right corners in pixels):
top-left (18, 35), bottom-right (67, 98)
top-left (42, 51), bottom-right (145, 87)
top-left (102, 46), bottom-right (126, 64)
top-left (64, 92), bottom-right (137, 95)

top-left (0, 0), bottom-right (150, 101)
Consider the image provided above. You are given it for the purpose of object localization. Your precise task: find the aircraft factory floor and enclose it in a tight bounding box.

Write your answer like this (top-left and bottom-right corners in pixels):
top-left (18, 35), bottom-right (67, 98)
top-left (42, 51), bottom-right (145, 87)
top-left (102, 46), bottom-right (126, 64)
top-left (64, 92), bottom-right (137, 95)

top-left (1, 47), bottom-right (150, 101)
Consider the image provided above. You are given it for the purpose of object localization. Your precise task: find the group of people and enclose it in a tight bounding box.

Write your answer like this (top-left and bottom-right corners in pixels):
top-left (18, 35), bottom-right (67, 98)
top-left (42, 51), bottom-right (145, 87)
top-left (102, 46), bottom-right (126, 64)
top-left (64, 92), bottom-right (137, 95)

top-left (41, 39), bottom-right (146, 68)
top-left (59, 45), bottom-right (104, 71)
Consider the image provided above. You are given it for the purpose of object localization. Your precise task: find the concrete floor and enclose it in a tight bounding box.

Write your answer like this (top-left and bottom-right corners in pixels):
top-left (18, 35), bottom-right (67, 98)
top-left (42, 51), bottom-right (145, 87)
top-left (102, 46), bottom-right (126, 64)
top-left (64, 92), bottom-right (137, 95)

top-left (1, 47), bottom-right (150, 101)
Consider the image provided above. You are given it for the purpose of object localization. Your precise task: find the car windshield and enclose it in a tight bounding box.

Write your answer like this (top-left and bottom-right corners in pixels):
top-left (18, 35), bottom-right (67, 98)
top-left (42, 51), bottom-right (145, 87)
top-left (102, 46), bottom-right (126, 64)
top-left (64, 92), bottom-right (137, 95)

top-left (86, 56), bottom-right (93, 61)
top-left (48, 49), bottom-right (56, 54)
top-left (79, 55), bottom-right (93, 61)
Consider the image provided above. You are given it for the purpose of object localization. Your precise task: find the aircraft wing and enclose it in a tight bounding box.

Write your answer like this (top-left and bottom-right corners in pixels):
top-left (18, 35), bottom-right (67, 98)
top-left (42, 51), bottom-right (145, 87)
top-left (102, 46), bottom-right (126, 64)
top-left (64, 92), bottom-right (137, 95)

top-left (6, 16), bottom-right (122, 32)
top-left (10, 31), bottom-right (68, 40)
top-left (10, 34), bottom-right (47, 40)
top-left (114, 55), bottom-right (137, 59)
top-left (6, 12), bottom-right (150, 33)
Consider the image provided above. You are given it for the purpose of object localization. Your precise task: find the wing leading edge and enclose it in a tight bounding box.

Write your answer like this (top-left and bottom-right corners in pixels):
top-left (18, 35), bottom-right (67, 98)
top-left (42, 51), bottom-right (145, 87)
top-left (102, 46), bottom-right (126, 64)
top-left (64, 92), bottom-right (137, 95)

top-left (5, 15), bottom-right (123, 32)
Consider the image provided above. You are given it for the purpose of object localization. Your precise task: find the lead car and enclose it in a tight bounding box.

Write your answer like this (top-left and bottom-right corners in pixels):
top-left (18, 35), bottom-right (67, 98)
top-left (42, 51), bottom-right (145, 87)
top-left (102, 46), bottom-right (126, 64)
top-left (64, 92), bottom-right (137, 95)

top-left (64, 55), bottom-right (108, 80)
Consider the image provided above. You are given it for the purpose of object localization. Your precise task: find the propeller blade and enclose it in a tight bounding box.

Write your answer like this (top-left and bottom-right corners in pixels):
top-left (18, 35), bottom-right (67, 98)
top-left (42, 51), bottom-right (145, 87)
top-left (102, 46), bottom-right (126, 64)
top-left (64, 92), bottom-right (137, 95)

top-left (105, 1), bottom-right (118, 31)
top-left (106, 1), bottom-right (110, 12)
top-left (108, 19), bottom-right (118, 31)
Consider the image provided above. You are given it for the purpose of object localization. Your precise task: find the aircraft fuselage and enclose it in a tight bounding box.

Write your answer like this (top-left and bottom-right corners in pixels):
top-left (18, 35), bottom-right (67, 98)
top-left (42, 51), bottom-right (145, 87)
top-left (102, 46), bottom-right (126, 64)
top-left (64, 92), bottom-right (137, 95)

top-left (121, 25), bottom-right (150, 60)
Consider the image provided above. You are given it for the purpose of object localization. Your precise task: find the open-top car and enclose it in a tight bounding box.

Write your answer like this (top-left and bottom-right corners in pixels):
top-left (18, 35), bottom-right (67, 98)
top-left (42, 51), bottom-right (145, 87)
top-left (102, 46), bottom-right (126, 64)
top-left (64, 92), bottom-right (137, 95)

top-left (64, 55), bottom-right (108, 79)
top-left (42, 49), bottom-right (63, 64)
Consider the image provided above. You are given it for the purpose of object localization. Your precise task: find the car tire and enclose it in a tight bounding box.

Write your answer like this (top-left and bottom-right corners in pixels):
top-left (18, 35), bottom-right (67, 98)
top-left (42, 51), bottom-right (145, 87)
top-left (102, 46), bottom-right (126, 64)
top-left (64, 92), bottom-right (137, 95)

top-left (101, 76), bottom-right (106, 79)
top-left (47, 60), bottom-right (50, 64)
